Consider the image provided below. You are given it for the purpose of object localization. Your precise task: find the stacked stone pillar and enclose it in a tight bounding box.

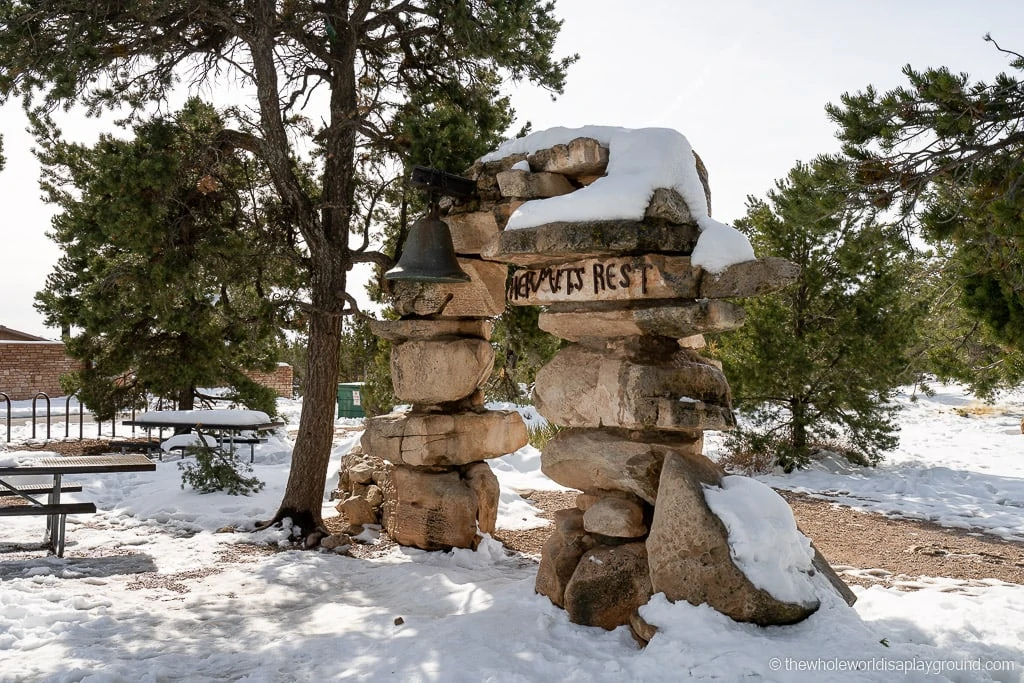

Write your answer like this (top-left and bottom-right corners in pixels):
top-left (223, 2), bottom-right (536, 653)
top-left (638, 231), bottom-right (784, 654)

top-left (461, 136), bottom-right (841, 639)
top-left (355, 250), bottom-right (528, 550)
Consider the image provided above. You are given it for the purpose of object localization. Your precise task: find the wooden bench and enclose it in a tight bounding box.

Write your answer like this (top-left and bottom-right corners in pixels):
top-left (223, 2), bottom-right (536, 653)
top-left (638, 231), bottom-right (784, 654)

top-left (0, 502), bottom-right (98, 556)
top-left (160, 436), bottom-right (267, 463)
top-left (107, 440), bottom-right (162, 456)
top-left (0, 454), bottom-right (155, 557)
top-left (0, 502), bottom-right (97, 517)
top-left (0, 483), bottom-right (83, 498)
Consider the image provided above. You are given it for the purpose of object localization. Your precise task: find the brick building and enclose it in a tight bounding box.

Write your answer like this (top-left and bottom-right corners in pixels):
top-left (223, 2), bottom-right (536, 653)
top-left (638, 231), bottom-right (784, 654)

top-left (0, 325), bottom-right (294, 401)
top-left (0, 332), bottom-right (81, 400)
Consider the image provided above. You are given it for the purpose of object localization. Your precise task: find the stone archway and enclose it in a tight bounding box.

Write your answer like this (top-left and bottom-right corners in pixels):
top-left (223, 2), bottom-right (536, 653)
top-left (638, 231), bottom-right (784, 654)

top-left (342, 127), bottom-right (855, 642)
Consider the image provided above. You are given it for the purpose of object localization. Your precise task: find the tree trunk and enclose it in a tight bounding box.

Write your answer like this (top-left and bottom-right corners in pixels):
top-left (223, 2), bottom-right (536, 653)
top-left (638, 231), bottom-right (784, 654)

top-left (790, 397), bottom-right (808, 460)
top-left (172, 386), bottom-right (196, 436)
top-left (178, 386), bottom-right (195, 411)
top-left (263, 300), bottom-right (343, 538)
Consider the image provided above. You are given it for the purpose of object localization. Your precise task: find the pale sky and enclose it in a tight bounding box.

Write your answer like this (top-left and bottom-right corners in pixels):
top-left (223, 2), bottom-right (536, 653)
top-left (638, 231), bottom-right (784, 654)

top-left (1, 0), bottom-right (1022, 338)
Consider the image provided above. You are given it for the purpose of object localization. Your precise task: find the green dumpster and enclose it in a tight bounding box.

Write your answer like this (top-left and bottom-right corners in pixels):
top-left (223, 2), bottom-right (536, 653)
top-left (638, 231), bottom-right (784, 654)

top-left (337, 382), bottom-right (366, 418)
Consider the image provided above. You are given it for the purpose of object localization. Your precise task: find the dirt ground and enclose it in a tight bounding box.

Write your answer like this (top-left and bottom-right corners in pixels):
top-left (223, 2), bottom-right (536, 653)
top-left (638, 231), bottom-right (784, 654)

top-left (493, 489), bottom-right (1024, 589)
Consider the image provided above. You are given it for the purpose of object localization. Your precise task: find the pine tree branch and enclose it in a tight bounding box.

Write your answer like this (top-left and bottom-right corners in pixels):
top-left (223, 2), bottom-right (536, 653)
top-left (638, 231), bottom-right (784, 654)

top-left (985, 34), bottom-right (1024, 63)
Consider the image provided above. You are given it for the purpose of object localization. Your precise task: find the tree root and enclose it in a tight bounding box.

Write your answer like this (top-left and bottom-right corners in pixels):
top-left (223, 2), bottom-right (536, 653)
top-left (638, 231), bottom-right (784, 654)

top-left (255, 509), bottom-right (330, 548)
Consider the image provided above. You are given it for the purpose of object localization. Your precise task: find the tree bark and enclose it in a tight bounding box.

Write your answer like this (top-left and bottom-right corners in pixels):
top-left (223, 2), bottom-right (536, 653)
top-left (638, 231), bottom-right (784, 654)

top-left (266, 300), bottom-right (344, 537)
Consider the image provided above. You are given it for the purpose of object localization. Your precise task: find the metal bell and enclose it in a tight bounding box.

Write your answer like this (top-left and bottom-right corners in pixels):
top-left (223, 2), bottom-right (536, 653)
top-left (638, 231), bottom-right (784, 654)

top-left (384, 206), bottom-right (471, 283)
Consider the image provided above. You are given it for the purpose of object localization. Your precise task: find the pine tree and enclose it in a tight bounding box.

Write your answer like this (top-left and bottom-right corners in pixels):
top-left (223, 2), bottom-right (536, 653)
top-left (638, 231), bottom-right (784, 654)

top-left (487, 303), bottom-right (564, 403)
top-left (0, 1), bottom-right (574, 540)
top-left (827, 37), bottom-right (1024, 390)
top-left (714, 158), bottom-right (926, 471)
top-left (34, 99), bottom-right (299, 418)
top-left (905, 246), bottom-right (1024, 399)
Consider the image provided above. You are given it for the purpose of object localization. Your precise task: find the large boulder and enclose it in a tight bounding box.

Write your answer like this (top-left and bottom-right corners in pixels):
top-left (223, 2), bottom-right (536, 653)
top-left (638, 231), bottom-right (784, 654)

top-left (380, 466), bottom-right (480, 550)
top-left (563, 542), bottom-right (652, 630)
top-left (390, 338), bottom-right (494, 405)
top-left (646, 453), bottom-right (819, 625)
top-left (535, 508), bottom-right (594, 607)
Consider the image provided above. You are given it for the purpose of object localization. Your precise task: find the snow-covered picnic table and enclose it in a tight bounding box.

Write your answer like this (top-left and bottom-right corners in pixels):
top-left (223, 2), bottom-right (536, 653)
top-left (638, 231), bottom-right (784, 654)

top-left (121, 410), bottom-right (284, 462)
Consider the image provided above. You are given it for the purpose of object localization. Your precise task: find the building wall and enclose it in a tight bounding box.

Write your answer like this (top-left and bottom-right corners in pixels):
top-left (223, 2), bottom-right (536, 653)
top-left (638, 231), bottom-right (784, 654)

top-left (0, 341), bottom-right (295, 400)
top-left (244, 363), bottom-right (295, 399)
top-left (0, 341), bottom-right (82, 400)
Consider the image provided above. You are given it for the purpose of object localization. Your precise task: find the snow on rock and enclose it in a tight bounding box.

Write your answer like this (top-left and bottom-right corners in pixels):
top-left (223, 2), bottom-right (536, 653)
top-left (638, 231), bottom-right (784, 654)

top-left (482, 125), bottom-right (755, 273)
top-left (703, 475), bottom-right (818, 606)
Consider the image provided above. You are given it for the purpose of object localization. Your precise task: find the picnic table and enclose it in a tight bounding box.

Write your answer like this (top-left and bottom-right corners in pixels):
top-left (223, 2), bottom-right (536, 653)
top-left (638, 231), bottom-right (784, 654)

top-left (121, 410), bottom-right (283, 462)
top-left (0, 454), bottom-right (156, 556)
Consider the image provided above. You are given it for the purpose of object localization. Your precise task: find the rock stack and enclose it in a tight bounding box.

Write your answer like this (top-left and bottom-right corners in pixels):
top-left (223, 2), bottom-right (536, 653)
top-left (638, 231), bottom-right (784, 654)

top-left (333, 443), bottom-right (388, 531)
top-left (357, 223), bottom-right (529, 551)
top-left (461, 133), bottom-right (842, 639)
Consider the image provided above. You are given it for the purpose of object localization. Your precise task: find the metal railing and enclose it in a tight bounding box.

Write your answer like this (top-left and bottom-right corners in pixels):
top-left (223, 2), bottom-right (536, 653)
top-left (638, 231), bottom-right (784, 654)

top-left (0, 391), bottom-right (156, 444)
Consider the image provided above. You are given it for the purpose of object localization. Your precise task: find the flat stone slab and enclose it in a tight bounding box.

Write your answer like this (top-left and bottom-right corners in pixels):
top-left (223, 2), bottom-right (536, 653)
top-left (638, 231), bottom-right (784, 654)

top-left (362, 409), bottom-right (528, 467)
top-left (496, 169), bottom-right (575, 199)
top-left (538, 300), bottom-right (745, 342)
top-left (445, 211), bottom-right (500, 255)
top-left (483, 220), bottom-right (700, 267)
top-left (527, 137), bottom-right (609, 178)
top-left (699, 257), bottom-right (800, 298)
top-left (507, 256), bottom-right (797, 306)
top-left (541, 427), bottom-right (711, 503)
top-left (369, 319), bottom-right (493, 342)
top-left (508, 254), bottom-right (699, 305)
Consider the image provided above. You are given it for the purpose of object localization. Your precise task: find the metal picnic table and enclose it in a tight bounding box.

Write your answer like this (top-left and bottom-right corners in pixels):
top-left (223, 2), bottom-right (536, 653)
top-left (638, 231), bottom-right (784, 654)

top-left (121, 410), bottom-right (283, 462)
top-left (0, 454), bottom-right (156, 556)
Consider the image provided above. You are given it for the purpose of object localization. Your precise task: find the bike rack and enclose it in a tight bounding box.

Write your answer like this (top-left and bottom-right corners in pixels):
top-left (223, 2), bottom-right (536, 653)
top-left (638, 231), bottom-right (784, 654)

top-left (64, 393), bottom-right (85, 440)
top-left (0, 392), bottom-right (10, 443)
top-left (31, 392), bottom-right (52, 441)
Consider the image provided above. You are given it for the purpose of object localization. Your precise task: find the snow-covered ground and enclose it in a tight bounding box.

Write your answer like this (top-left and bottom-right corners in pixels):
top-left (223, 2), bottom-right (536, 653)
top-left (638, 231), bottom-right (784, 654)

top-left (1, 385), bottom-right (1022, 682)
top-left (706, 385), bottom-right (1024, 542)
